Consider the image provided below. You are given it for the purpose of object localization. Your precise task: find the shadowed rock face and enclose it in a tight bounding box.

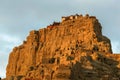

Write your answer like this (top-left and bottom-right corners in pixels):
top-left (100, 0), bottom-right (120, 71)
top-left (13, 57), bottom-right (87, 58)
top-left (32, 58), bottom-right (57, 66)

top-left (6, 14), bottom-right (120, 80)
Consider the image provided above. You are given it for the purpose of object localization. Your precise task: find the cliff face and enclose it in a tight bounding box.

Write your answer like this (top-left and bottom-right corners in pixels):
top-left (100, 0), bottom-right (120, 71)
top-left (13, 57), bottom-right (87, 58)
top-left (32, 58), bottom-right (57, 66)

top-left (6, 14), bottom-right (120, 80)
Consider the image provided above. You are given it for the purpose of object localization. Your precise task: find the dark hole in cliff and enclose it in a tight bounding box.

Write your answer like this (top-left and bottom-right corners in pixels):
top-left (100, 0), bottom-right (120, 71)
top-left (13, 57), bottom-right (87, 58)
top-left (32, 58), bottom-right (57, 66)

top-left (97, 57), bottom-right (101, 62)
top-left (49, 58), bottom-right (55, 64)
top-left (55, 48), bottom-right (59, 52)
top-left (93, 45), bottom-right (99, 51)
top-left (40, 70), bottom-right (44, 75)
top-left (71, 51), bottom-right (74, 54)
top-left (68, 48), bottom-right (69, 50)
top-left (16, 76), bottom-right (23, 80)
top-left (103, 50), bottom-right (105, 52)
top-left (76, 44), bottom-right (79, 49)
top-left (29, 66), bottom-right (34, 71)
top-left (57, 57), bottom-right (60, 64)
top-left (67, 56), bottom-right (74, 61)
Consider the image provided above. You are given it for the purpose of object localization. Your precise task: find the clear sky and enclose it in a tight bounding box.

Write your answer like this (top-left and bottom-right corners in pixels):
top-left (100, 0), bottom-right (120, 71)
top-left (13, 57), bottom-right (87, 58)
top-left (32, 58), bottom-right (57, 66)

top-left (0, 0), bottom-right (120, 78)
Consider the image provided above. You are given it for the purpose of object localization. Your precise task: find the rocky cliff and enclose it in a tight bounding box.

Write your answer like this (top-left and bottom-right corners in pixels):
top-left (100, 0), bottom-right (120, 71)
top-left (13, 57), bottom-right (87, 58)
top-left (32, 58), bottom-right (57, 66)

top-left (6, 14), bottom-right (120, 80)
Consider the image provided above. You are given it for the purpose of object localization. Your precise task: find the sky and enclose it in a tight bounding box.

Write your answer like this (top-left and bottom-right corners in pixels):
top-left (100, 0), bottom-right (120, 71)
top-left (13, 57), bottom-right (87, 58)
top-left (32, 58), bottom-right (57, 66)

top-left (0, 0), bottom-right (120, 78)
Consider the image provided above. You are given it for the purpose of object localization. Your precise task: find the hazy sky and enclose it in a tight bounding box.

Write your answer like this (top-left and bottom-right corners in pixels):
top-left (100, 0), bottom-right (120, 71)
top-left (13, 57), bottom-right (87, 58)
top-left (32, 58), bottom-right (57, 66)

top-left (0, 0), bottom-right (120, 78)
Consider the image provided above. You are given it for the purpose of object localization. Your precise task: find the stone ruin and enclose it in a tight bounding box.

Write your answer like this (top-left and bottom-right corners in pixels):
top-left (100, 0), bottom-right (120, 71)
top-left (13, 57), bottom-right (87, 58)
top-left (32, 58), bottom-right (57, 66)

top-left (61, 14), bottom-right (96, 22)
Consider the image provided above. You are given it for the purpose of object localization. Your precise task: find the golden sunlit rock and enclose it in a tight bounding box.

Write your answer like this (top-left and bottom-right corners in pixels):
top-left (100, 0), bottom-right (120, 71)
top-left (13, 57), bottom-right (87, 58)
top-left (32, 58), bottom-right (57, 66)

top-left (6, 14), bottom-right (120, 80)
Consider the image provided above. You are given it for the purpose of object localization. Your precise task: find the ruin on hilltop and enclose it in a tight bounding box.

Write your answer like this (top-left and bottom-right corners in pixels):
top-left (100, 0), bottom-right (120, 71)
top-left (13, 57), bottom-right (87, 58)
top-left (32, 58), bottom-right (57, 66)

top-left (6, 14), bottom-right (120, 80)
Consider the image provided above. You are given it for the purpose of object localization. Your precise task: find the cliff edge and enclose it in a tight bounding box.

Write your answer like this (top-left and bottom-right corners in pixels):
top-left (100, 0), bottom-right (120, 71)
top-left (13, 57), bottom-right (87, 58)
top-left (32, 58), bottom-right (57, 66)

top-left (6, 14), bottom-right (120, 80)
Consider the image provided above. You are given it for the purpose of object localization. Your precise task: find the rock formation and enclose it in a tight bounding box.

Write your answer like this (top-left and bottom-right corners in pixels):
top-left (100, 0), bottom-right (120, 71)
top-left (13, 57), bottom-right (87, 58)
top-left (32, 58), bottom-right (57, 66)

top-left (6, 14), bottom-right (120, 80)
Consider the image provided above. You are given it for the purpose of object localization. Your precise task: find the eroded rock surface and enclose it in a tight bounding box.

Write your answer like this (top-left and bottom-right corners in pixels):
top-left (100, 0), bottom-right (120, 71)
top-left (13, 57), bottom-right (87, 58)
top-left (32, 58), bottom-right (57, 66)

top-left (6, 14), bottom-right (120, 80)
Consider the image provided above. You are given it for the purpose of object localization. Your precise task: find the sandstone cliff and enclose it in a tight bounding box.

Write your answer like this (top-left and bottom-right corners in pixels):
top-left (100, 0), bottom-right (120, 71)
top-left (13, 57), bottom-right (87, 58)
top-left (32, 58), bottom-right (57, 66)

top-left (6, 14), bottom-right (120, 80)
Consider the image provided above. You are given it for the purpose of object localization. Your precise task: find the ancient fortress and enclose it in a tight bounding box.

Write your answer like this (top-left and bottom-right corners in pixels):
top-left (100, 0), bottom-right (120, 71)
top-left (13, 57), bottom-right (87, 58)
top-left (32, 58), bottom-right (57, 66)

top-left (6, 14), bottom-right (120, 80)
top-left (61, 14), bottom-right (94, 22)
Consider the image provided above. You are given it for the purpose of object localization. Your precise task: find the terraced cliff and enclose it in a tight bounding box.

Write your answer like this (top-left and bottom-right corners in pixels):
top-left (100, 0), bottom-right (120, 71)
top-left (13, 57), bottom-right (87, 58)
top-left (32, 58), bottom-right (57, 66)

top-left (6, 14), bottom-right (120, 80)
